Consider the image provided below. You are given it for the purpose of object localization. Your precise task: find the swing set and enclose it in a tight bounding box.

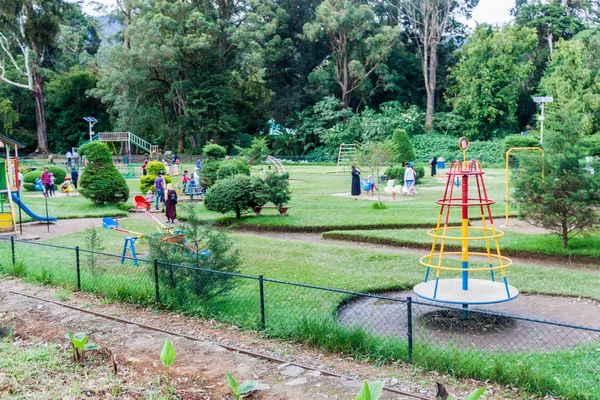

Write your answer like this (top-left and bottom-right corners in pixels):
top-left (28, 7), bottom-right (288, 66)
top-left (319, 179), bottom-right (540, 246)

top-left (102, 196), bottom-right (209, 266)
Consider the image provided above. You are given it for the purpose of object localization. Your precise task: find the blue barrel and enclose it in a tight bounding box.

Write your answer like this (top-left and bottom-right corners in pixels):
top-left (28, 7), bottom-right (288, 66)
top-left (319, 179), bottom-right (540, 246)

top-left (437, 157), bottom-right (445, 169)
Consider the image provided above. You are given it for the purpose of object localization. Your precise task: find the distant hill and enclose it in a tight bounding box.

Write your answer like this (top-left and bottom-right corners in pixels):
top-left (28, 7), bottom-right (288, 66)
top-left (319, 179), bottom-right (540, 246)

top-left (95, 15), bottom-right (122, 39)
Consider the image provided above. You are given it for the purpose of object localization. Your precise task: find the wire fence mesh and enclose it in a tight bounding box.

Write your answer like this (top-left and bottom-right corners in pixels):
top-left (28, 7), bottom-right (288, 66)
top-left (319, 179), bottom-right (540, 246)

top-left (1, 235), bottom-right (599, 399)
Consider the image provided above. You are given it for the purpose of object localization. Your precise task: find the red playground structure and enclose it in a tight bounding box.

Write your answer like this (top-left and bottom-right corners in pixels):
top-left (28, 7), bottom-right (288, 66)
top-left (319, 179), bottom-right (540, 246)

top-left (413, 137), bottom-right (518, 310)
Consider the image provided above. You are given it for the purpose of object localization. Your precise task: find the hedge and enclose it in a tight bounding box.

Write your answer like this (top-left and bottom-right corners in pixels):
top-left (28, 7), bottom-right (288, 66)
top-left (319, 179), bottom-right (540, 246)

top-left (22, 166), bottom-right (67, 191)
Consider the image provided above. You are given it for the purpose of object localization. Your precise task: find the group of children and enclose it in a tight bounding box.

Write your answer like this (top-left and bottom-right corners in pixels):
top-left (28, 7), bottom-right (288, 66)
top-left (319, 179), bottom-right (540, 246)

top-left (40, 167), bottom-right (79, 197)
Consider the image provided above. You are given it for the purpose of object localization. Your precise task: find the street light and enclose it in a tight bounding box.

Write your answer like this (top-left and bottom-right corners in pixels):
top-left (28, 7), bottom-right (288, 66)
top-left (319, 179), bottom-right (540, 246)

top-left (83, 116), bottom-right (97, 143)
top-left (533, 97), bottom-right (553, 145)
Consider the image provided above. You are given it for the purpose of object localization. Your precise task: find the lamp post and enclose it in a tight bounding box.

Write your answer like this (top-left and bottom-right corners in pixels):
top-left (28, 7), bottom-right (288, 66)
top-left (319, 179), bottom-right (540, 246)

top-left (533, 97), bottom-right (553, 145)
top-left (83, 116), bottom-right (97, 143)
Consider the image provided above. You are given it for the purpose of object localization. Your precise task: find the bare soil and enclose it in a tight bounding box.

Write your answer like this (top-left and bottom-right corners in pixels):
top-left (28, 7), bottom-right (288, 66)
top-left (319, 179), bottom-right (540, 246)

top-left (0, 278), bottom-right (520, 399)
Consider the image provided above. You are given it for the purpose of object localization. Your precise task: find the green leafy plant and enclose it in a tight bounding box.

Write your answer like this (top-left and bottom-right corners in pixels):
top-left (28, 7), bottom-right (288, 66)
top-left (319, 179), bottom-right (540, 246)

top-left (85, 226), bottom-right (105, 277)
top-left (66, 329), bottom-right (101, 363)
top-left (203, 143), bottom-right (227, 160)
top-left (263, 172), bottom-right (291, 207)
top-left (355, 380), bottom-right (383, 400)
top-left (146, 160), bottom-right (167, 176)
top-left (435, 382), bottom-right (487, 400)
top-left (204, 175), bottom-right (267, 218)
top-left (226, 371), bottom-right (260, 400)
top-left (160, 339), bottom-right (176, 381)
top-left (22, 166), bottom-right (66, 191)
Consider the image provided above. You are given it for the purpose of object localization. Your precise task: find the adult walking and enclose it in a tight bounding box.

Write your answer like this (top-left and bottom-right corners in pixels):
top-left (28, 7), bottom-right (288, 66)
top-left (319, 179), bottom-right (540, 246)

top-left (404, 162), bottom-right (417, 195)
top-left (351, 165), bottom-right (361, 196)
top-left (430, 156), bottom-right (437, 177)
top-left (154, 171), bottom-right (166, 210)
top-left (165, 183), bottom-right (178, 223)
top-left (71, 167), bottom-right (79, 189)
top-left (41, 167), bottom-right (52, 197)
top-left (66, 150), bottom-right (72, 167)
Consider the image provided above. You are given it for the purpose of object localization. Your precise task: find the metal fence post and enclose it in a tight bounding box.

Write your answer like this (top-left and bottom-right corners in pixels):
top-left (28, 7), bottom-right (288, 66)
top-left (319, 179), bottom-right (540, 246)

top-left (259, 274), bottom-right (265, 329)
top-left (154, 259), bottom-right (160, 304)
top-left (11, 236), bottom-right (15, 266)
top-left (407, 296), bottom-right (413, 363)
top-left (75, 246), bottom-right (81, 290)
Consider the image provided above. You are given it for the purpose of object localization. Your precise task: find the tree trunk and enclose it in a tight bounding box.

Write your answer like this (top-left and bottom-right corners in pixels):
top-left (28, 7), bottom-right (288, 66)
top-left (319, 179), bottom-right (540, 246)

top-left (342, 49), bottom-right (350, 108)
top-left (32, 70), bottom-right (48, 153)
top-left (425, 38), bottom-right (438, 131)
top-left (178, 127), bottom-right (185, 153)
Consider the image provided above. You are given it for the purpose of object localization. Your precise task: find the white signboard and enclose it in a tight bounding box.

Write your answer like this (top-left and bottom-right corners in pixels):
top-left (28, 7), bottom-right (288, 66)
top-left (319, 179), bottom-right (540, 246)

top-left (533, 96), bottom-right (554, 103)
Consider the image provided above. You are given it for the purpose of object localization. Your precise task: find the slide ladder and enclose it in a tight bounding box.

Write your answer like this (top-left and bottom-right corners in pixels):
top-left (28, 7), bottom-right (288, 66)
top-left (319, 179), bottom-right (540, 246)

top-left (336, 143), bottom-right (358, 173)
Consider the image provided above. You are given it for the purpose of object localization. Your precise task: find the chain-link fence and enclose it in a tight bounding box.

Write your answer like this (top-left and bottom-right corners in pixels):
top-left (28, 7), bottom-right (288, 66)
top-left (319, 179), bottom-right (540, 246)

top-left (1, 236), bottom-right (598, 399)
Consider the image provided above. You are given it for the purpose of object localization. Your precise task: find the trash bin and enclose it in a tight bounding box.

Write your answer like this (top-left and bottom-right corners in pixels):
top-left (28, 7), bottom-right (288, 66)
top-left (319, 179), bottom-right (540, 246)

top-left (437, 157), bottom-right (445, 169)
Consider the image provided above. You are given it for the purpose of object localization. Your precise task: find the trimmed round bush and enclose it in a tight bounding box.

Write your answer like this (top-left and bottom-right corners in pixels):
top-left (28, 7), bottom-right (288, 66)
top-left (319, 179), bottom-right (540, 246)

top-left (384, 166), bottom-right (424, 184)
top-left (79, 142), bottom-right (130, 205)
top-left (263, 172), bottom-right (291, 207)
top-left (204, 175), bottom-right (267, 218)
top-left (203, 144), bottom-right (227, 160)
top-left (216, 159), bottom-right (251, 181)
top-left (146, 160), bottom-right (167, 176)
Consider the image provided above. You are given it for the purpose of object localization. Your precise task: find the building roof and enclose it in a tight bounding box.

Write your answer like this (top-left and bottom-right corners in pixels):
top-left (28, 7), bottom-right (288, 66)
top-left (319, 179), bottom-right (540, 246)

top-left (0, 134), bottom-right (25, 149)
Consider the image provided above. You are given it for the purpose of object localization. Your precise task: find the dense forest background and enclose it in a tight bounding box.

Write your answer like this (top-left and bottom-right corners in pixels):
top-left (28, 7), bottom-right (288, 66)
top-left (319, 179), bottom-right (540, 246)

top-left (1, 0), bottom-right (600, 157)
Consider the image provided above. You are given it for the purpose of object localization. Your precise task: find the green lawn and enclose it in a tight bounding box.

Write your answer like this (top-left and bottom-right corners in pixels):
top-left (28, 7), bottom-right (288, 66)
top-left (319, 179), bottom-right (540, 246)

top-left (323, 228), bottom-right (600, 264)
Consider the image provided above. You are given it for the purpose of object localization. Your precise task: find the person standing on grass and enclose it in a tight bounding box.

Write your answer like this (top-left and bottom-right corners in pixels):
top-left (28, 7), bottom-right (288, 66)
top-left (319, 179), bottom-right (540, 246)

top-left (41, 168), bottom-right (52, 197)
top-left (154, 171), bottom-right (166, 210)
top-left (430, 156), bottom-right (437, 177)
top-left (404, 162), bottom-right (417, 195)
top-left (66, 150), bottom-right (72, 167)
top-left (71, 167), bottom-right (79, 189)
top-left (165, 183), bottom-right (178, 223)
top-left (351, 165), bottom-right (361, 196)
top-left (49, 172), bottom-right (56, 196)
top-left (142, 159), bottom-right (148, 176)
top-left (182, 170), bottom-right (189, 193)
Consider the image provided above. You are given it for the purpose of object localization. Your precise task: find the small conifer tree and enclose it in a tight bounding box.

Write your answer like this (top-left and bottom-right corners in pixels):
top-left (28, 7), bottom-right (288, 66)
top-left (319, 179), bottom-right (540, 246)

top-left (79, 142), bottom-right (129, 205)
top-left (392, 129), bottom-right (415, 163)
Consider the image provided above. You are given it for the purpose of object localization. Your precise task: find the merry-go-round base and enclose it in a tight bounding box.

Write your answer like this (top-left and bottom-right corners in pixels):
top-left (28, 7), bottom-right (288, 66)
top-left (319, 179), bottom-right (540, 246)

top-left (413, 278), bottom-right (519, 305)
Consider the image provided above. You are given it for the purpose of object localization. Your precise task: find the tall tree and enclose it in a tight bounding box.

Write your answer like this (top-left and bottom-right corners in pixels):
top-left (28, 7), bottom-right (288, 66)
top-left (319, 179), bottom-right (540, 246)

top-left (303, 0), bottom-right (398, 108)
top-left (0, 0), bottom-right (67, 153)
top-left (400, 0), bottom-right (477, 130)
top-left (447, 24), bottom-right (537, 139)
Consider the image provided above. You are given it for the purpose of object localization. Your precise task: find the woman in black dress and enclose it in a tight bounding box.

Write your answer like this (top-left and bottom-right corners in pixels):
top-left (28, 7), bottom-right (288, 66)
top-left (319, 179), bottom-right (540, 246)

top-left (351, 165), bottom-right (361, 195)
top-left (430, 156), bottom-right (437, 177)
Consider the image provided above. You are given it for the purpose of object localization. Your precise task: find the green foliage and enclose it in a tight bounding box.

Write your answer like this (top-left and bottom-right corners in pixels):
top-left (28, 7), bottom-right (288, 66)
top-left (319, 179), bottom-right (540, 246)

top-left (384, 166), bottom-right (424, 184)
top-left (216, 159), bottom-right (251, 181)
top-left (436, 382), bottom-right (487, 400)
top-left (160, 339), bottom-right (176, 380)
top-left (139, 175), bottom-right (173, 194)
top-left (514, 130), bottom-right (600, 248)
top-left (200, 160), bottom-right (222, 188)
top-left (371, 202), bottom-right (387, 210)
top-left (355, 381), bottom-right (383, 400)
top-left (540, 30), bottom-right (600, 137)
top-left (503, 135), bottom-right (541, 155)
top-left (263, 172), bottom-right (291, 207)
top-left (22, 166), bottom-right (67, 191)
top-left (447, 24), bottom-right (537, 139)
top-left (392, 129), bottom-right (415, 163)
top-left (66, 329), bottom-right (101, 363)
top-left (0, 98), bottom-right (18, 135)
top-left (203, 144), bottom-right (227, 160)
top-left (226, 371), bottom-right (260, 400)
top-left (85, 226), bottom-right (105, 277)
top-left (79, 142), bottom-right (129, 204)
top-left (235, 137), bottom-right (269, 166)
top-left (204, 175), bottom-right (267, 218)
top-left (410, 134), bottom-right (504, 163)
top-left (146, 161), bottom-right (167, 176)
top-left (148, 205), bottom-right (240, 300)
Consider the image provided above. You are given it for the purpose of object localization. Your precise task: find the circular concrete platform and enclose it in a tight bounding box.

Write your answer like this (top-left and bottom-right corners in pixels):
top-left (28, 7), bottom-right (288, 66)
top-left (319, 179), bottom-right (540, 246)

top-left (413, 278), bottom-right (519, 305)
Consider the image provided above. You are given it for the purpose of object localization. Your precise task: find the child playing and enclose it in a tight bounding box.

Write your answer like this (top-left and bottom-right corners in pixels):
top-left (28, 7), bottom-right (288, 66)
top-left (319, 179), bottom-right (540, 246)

top-left (60, 178), bottom-right (73, 195)
top-left (145, 190), bottom-right (155, 205)
top-left (182, 170), bottom-right (189, 193)
top-left (49, 173), bottom-right (56, 196)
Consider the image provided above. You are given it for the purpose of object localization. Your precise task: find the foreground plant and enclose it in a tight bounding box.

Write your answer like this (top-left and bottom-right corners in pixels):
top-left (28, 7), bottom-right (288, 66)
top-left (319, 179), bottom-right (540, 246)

top-left (160, 339), bottom-right (176, 382)
top-left (66, 329), bottom-right (101, 363)
top-left (436, 382), bottom-right (487, 400)
top-left (355, 380), bottom-right (384, 400)
top-left (226, 371), bottom-right (260, 399)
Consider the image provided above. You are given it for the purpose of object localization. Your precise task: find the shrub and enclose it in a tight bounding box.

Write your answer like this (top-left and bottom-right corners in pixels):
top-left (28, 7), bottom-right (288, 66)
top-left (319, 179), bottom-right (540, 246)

top-left (79, 142), bottom-right (129, 205)
top-left (23, 166), bottom-right (67, 191)
top-left (263, 172), bottom-right (291, 207)
top-left (204, 175), bottom-right (267, 218)
top-left (384, 166), bottom-right (424, 184)
top-left (411, 133), bottom-right (504, 163)
top-left (503, 135), bottom-right (540, 156)
top-left (203, 144), bottom-right (227, 160)
top-left (201, 160), bottom-right (222, 188)
top-left (392, 129), bottom-right (415, 163)
top-left (139, 175), bottom-right (173, 194)
top-left (147, 160), bottom-right (167, 176)
top-left (216, 159), bottom-right (251, 180)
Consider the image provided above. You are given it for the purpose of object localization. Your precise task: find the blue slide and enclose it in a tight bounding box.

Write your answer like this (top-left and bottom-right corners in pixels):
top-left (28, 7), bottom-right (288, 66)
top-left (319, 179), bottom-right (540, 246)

top-left (11, 193), bottom-right (58, 223)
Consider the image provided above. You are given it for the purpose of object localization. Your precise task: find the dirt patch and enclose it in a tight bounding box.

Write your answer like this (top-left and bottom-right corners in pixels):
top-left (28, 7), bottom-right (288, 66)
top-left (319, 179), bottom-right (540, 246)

top-left (337, 291), bottom-right (600, 352)
top-left (0, 277), bottom-right (519, 399)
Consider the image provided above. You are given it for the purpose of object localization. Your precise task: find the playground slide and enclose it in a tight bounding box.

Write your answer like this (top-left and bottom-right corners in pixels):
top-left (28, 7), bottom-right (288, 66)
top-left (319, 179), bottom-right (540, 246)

top-left (11, 193), bottom-right (58, 223)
